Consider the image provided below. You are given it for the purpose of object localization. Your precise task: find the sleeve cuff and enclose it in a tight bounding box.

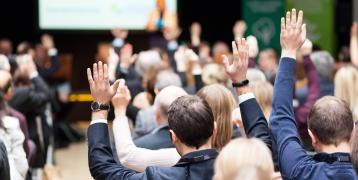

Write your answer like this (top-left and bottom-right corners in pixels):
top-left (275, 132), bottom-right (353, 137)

top-left (113, 38), bottom-right (124, 48)
top-left (238, 93), bottom-right (255, 104)
top-left (90, 119), bottom-right (108, 125)
top-left (48, 48), bottom-right (58, 56)
top-left (30, 72), bottom-right (39, 79)
top-left (167, 41), bottom-right (178, 51)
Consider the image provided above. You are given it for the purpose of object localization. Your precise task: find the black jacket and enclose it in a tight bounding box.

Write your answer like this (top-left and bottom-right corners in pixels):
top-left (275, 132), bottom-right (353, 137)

top-left (0, 139), bottom-right (10, 180)
top-left (88, 123), bottom-right (217, 180)
top-left (9, 76), bottom-right (51, 168)
top-left (134, 125), bottom-right (174, 150)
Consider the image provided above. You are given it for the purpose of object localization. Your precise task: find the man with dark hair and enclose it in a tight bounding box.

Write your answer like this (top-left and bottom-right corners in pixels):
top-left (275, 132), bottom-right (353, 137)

top-left (270, 9), bottom-right (357, 179)
top-left (87, 61), bottom-right (217, 180)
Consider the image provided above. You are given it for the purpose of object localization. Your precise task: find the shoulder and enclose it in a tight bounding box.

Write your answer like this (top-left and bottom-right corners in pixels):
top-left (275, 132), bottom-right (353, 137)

top-left (2, 116), bottom-right (20, 129)
top-left (145, 166), bottom-right (186, 180)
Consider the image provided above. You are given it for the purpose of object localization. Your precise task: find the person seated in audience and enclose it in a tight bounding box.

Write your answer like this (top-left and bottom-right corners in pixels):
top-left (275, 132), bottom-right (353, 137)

top-left (0, 71), bottom-right (28, 179)
top-left (0, 69), bottom-right (32, 161)
top-left (250, 81), bottom-right (273, 120)
top-left (87, 62), bottom-right (217, 179)
top-left (134, 86), bottom-right (187, 149)
top-left (213, 138), bottom-right (274, 180)
top-left (0, 39), bottom-right (14, 58)
top-left (134, 70), bottom-right (182, 138)
top-left (9, 54), bottom-right (51, 168)
top-left (258, 48), bottom-right (278, 84)
top-left (334, 66), bottom-right (358, 121)
top-left (270, 9), bottom-right (357, 179)
top-left (0, 138), bottom-right (10, 180)
top-left (310, 51), bottom-right (335, 97)
top-left (113, 83), bottom-right (236, 172)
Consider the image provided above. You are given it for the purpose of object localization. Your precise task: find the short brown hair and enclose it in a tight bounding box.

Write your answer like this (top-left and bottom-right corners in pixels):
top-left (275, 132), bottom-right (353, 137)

top-left (168, 95), bottom-right (214, 149)
top-left (308, 96), bottom-right (354, 145)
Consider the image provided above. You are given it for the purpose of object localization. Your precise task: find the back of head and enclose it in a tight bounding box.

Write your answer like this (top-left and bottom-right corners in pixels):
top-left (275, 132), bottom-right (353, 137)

top-left (135, 50), bottom-right (163, 76)
top-left (250, 81), bottom-right (273, 119)
top-left (154, 86), bottom-right (187, 122)
top-left (197, 84), bottom-right (236, 150)
top-left (202, 63), bottom-right (228, 86)
top-left (308, 96), bottom-right (354, 146)
top-left (168, 95), bottom-right (214, 149)
top-left (214, 138), bottom-right (274, 180)
top-left (155, 70), bottom-right (182, 91)
top-left (310, 51), bottom-right (334, 79)
top-left (234, 166), bottom-right (272, 180)
top-left (334, 66), bottom-right (358, 121)
top-left (246, 68), bottom-right (266, 82)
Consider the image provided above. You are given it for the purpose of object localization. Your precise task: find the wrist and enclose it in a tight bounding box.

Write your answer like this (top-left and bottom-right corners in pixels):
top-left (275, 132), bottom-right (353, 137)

top-left (281, 49), bottom-right (297, 59)
top-left (114, 108), bottom-right (126, 117)
top-left (235, 85), bottom-right (251, 96)
top-left (92, 111), bottom-right (108, 120)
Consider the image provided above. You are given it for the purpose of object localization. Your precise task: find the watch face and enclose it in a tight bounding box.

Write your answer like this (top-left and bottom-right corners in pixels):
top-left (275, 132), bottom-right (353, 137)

top-left (91, 102), bottom-right (100, 111)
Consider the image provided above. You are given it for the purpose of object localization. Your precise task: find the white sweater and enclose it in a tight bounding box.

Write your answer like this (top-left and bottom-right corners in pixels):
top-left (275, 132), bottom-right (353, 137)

top-left (0, 116), bottom-right (28, 180)
top-left (112, 116), bottom-right (180, 172)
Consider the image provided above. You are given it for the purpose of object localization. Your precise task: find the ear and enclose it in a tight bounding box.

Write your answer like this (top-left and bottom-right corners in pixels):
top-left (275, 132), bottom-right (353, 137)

top-left (308, 129), bottom-right (318, 145)
top-left (4, 87), bottom-right (13, 101)
top-left (169, 129), bottom-right (178, 144)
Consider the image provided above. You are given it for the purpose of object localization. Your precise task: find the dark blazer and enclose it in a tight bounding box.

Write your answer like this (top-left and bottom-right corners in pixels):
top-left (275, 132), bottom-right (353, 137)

top-left (134, 125), bottom-right (174, 150)
top-left (88, 123), bottom-right (217, 180)
top-left (269, 58), bottom-right (358, 179)
top-left (9, 76), bottom-right (51, 168)
top-left (0, 139), bottom-right (10, 180)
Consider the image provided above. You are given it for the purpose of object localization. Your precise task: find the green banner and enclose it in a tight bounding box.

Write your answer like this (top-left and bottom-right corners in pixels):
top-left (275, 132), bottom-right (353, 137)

top-left (286, 0), bottom-right (335, 54)
top-left (243, 0), bottom-right (285, 51)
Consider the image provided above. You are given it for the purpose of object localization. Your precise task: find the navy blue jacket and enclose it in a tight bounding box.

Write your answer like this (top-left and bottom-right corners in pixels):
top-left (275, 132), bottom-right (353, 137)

top-left (134, 125), bottom-right (174, 150)
top-left (88, 123), bottom-right (217, 180)
top-left (269, 58), bottom-right (358, 179)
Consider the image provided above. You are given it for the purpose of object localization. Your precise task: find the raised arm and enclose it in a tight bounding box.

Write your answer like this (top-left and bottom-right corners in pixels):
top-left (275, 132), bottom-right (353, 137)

top-left (111, 81), bottom-right (180, 172)
top-left (86, 62), bottom-right (144, 180)
top-left (350, 22), bottom-right (358, 66)
top-left (269, 9), bottom-right (310, 178)
top-left (222, 38), bottom-right (272, 151)
top-left (295, 40), bottom-right (320, 129)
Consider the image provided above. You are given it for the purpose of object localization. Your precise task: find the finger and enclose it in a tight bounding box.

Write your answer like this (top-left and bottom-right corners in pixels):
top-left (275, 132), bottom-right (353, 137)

top-left (93, 63), bottom-right (98, 81)
top-left (291, 9), bottom-right (297, 27)
top-left (297, 10), bottom-right (304, 29)
top-left (103, 63), bottom-right (109, 81)
top-left (222, 55), bottom-right (230, 70)
top-left (130, 54), bottom-right (138, 64)
top-left (286, 11), bottom-right (291, 30)
top-left (98, 61), bottom-right (103, 80)
top-left (301, 23), bottom-right (307, 42)
top-left (232, 41), bottom-right (238, 55)
top-left (87, 68), bottom-right (94, 89)
top-left (281, 17), bottom-right (285, 32)
top-left (111, 80), bottom-right (120, 94)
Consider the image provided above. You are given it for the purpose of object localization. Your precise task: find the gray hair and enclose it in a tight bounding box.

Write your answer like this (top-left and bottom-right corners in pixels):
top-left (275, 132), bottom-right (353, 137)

top-left (310, 51), bottom-right (334, 78)
top-left (135, 50), bottom-right (162, 76)
top-left (155, 70), bottom-right (182, 91)
top-left (246, 68), bottom-right (266, 82)
top-left (154, 86), bottom-right (187, 122)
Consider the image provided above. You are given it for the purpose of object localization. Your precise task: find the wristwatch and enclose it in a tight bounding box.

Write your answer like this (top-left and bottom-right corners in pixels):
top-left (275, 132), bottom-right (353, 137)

top-left (91, 102), bottom-right (110, 112)
top-left (232, 79), bottom-right (250, 88)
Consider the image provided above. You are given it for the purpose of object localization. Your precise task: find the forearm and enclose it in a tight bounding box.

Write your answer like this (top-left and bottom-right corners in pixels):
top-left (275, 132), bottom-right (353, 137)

top-left (113, 112), bottom-right (179, 172)
top-left (350, 35), bottom-right (358, 66)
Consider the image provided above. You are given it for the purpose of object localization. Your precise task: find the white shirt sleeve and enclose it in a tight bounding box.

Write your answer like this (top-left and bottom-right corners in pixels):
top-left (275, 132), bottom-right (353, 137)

top-left (238, 93), bottom-right (255, 104)
top-left (113, 116), bottom-right (180, 172)
top-left (90, 119), bottom-right (108, 125)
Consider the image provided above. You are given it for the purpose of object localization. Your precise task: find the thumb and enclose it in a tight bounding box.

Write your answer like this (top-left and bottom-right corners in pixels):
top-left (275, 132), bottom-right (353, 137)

top-left (222, 55), bottom-right (230, 71)
top-left (301, 24), bottom-right (307, 42)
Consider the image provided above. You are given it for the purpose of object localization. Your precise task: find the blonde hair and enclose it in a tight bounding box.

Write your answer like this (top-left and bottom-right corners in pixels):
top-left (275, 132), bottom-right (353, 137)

top-left (202, 64), bottom-right (229, 86)
top-left (197, 84), bottom-right (236, 150)
top-left (250, 81), bottom-right (273, 120)
top-left (334, 66), bottom-right (358, 121)
top-left (214, 138), bottom-right (274, 180)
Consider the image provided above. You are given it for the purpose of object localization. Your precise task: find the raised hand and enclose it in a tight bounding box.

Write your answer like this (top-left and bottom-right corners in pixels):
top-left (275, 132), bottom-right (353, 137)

top-left (280, 9), bottom-right (306, 59)
top-left (299, 39), bottom-right (313, 56)
top-left (190, 22), bottom-right (201, 46)
top-left (233, 20), bottom-right (247, 39)
top-left (112, 80), bottom-right (131, 112)
top-left (120, 44), bottom-right (137, 69)
top-left (41, 34), bottom-right (55, 49)
top-left (87, 61), bottom-right (120, 104)
top-left (351, 22), bottom-right (358, 37)
top-left (222, 38), bottom-right (250, 83)
top-left (111, 28), bottom-right (128, 40)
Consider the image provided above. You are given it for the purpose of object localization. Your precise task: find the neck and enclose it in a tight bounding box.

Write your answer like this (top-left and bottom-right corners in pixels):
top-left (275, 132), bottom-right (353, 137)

top-left (320, 141), bottom-right (351, 154)
top-left (179, 141), bottom-right (212, 156)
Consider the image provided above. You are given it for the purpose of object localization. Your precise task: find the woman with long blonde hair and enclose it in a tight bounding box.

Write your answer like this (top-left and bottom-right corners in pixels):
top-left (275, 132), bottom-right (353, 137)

top-left (334, 66), bottom-right (358, 121)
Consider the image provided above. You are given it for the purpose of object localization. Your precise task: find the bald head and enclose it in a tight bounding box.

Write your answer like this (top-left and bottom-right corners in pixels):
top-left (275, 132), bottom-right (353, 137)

top-left (154, 86), bottom-right (187, 123)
